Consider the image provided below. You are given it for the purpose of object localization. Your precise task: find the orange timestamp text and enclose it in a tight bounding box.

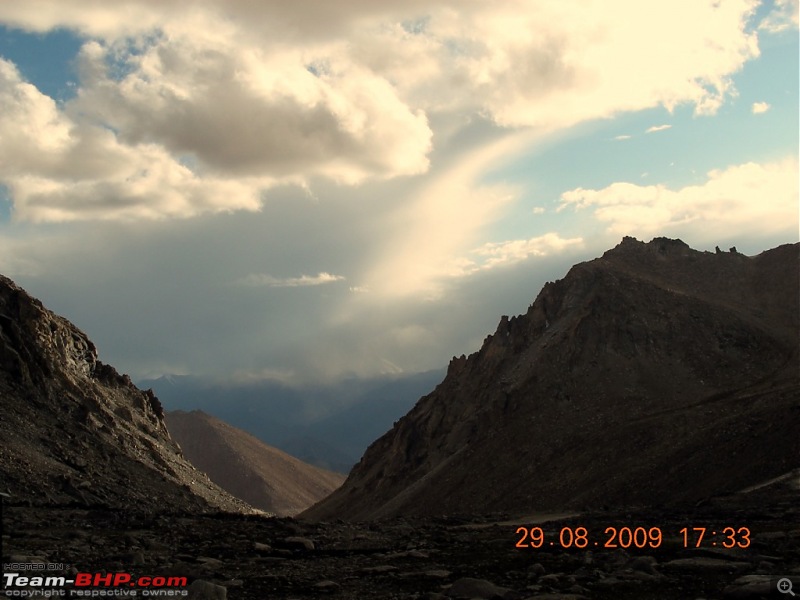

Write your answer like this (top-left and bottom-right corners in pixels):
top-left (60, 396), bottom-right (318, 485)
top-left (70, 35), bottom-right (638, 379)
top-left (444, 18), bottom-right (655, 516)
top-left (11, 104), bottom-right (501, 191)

top-left (515, 525), bottom-right (751, 550)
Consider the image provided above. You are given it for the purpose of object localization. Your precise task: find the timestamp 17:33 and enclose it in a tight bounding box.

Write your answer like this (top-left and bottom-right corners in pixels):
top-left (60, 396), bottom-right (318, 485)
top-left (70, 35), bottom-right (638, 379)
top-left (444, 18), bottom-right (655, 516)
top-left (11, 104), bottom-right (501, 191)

top-left (515, 526), bottom-right (751, 550)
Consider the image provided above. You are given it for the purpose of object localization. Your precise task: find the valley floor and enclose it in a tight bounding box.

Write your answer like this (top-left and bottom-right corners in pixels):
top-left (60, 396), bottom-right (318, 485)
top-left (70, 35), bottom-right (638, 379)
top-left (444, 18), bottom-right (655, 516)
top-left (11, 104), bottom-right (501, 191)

top-left (2, 481), bottom-right (798, 599)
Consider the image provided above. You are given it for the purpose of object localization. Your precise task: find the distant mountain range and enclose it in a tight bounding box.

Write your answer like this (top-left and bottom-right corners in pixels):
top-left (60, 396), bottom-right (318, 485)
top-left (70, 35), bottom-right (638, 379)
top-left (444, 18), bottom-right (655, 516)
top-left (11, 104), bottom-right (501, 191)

top-left (304, 237), bottom-right (800, 520)
top-left (141, 370), bottom-right (443, 473)
top-left (165, 410), bottom-right (344, 516)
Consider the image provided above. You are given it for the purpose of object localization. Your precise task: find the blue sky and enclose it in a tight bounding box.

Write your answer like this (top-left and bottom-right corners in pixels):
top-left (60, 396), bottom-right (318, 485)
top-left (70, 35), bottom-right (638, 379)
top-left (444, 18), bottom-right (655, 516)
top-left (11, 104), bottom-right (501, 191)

top-left (0, 0), bottom-right (797, 384)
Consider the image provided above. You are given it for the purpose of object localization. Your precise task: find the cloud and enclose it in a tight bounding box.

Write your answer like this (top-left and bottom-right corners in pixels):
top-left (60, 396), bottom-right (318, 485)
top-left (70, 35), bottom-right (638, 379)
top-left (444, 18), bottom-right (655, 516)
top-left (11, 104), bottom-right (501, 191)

top-left (559, 157), bottom-right (799, 238)
top-left (752, 101), bottom-right (771, 114)
top-left (451, 233), bottom-right (584, 276)
top-left (0, 57), bottom-right (266, 222)
top-left (0, 0), bottom-right (764, 222)
top-left (237, 272), bottom-right (345, 288)
top-left (614, 134), bottom-right (632, 141)
top-left (359, 129), bottom-right (535, 299)
top-left (0, 20), bottom-right (433, 221)
top-left (759, 0), bottom-right (799, 33)
top-left (645, 124), bottom-right (672, 134)
top-left (72, 35), bottom-right (432, 182)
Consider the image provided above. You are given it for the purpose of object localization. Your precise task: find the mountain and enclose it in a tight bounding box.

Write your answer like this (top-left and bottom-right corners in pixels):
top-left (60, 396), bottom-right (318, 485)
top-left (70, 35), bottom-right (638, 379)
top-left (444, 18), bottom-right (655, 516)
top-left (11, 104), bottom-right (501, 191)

top-left (0, 273), bottom-right (250, 514)
top-left (165, 410), bottom-right (344, 516)
top-left (303, 237), bottom-right (800, 521)
top-left (141, 369), bottom-right (443, 473)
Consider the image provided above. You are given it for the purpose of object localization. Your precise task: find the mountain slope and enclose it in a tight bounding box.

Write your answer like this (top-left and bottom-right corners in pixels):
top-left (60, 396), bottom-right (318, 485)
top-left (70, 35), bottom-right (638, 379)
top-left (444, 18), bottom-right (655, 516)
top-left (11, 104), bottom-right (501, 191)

top-left (166, 410), bottom-right (344, 516)
top-left (0, 274), bottom-right (250, 514)
top-left (303, 237), bottom-right (800, 521)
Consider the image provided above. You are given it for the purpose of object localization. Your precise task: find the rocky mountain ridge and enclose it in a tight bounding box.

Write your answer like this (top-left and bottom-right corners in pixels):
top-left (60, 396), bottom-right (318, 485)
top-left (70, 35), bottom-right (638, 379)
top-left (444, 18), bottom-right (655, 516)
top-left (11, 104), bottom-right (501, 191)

top-left (0, 273), bottom-right (251, 514)
top-left (304, 237), bottom-right (800, 521)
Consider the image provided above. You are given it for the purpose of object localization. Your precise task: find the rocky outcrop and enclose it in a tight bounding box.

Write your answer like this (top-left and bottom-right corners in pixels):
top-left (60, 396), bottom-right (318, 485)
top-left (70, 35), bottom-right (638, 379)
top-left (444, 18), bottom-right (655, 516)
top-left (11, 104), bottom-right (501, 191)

top-left (166, 410), bottom-right (344, 516)
top-left (0, 274), bottom-right (251, 513)
top-left (303, 238), bottom-right (800, 520)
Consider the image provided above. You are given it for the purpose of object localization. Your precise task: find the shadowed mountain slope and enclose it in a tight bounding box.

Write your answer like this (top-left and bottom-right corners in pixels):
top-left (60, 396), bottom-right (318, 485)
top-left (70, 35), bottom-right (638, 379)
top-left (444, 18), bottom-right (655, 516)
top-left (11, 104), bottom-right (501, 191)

top-left (303, 237), bottom-right (800, 521)
top-left (166, 410), bottom-right (344, 516)
top-left (0, 274), bottom-right (251, 514)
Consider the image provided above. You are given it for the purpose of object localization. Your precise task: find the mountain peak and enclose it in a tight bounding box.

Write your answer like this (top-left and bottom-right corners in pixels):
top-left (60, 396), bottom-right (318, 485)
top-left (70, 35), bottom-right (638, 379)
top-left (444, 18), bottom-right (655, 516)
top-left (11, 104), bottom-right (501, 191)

top-left (304, 239), bottom-right (800, 521)
top-left (605, 235), bottom-right (692, 257)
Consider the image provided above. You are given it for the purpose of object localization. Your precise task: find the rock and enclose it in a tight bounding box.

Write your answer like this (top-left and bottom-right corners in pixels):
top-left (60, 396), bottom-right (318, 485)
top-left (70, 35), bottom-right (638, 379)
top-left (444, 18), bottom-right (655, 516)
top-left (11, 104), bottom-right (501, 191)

top-left (313, 580), bottom-right (340, 591)
top-left (187, 579), bottom-right (227, 599)
top-left (283, 536), bottom-right (315, 551)
top-left (124, 550), bottom-right (145, 566)
top-left (446, 577), bottom-right (513, 598)
top-left (424, 570), bottom-right (452, 579)
top-left (567, 584), bottom-right (590, 595)
top-left (528, 563), bottom-right (546, 577)
top-left (663, 558), bottom-right (751, 572)
top-left (628, 556), bottom-right (658, 574)
top-left (523, 595), bottom-right (589, 600)
top-left (722, 580), bottom-right (773, 598)
top-left (387, 548), bottom-right (430, 559)
top-left (197, 556), bottom-right (224, 571)
top-left (360, 565), bottom-right (397, 574)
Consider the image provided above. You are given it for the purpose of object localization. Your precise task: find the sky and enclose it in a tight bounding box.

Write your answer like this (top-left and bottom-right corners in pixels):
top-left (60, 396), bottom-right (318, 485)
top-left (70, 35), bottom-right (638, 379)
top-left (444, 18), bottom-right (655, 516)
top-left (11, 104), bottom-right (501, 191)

top-left (0, 0), bottom-right (797, 385)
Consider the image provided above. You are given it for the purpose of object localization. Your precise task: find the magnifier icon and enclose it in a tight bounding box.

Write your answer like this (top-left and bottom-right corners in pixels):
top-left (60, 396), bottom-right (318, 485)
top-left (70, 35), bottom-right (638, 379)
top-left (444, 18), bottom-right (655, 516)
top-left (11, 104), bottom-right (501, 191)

top-left (778, 578), bottom-right (796, 596)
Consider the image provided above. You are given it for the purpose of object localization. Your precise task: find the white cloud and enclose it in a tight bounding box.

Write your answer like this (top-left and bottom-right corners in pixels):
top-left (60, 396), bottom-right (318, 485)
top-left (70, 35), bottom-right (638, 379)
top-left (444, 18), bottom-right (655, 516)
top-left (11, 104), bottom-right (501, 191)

top-left (759, 0), bottom-right (799, 33)
top-left (451, 233), bottom-right (584, 276)
top-left (0, 59), bottom-right (73, 172)
top-left (646, 124), bottom-right (672, 134)
top-left (0, 57), bottom-right (266, 222)
top-left (752, 101), bottom-right (771, 114)
top-left (403, 0), bottom-right (760, 126)
top-left (614, 134), bottom-right (632, 141)
top-left (360, 130), bottom-right (534, 299)
top-left (237, 272), bottom-right (345, 288)
top-left (0, 0), bottom-right (764, 222)
top-left (559, 157), bottom-right (799, 238)
top-left (72, 34), bottom-right (432, 182)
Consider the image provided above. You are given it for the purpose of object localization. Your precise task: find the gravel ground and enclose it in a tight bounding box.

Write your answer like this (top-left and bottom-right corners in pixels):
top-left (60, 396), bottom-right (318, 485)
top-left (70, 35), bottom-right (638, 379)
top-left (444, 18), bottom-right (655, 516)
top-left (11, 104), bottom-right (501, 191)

top-left (3, 478), bottom-right (798, 599)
